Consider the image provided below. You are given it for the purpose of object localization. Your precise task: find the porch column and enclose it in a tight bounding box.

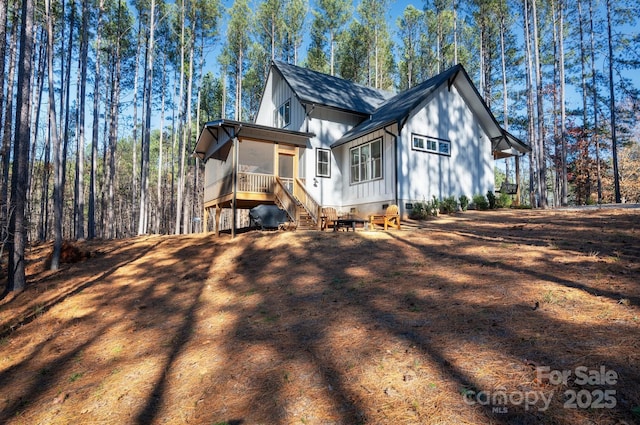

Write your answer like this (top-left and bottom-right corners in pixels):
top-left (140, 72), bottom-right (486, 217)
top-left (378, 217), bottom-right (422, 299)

top-left (215, 206), bottom-right (222, 237)
top-left (232, 137), bottom-right (239, 238)
top-left (203, 206), bottom-right (209, 233)
top-left (514, 156), bottom-right (521, 207)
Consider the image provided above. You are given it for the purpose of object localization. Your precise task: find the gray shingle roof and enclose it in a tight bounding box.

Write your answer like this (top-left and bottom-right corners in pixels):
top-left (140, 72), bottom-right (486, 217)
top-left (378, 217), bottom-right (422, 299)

top-left (273, 60), bottom-right (392, 115)
top-left (333, 65), bottom-right (462, 147)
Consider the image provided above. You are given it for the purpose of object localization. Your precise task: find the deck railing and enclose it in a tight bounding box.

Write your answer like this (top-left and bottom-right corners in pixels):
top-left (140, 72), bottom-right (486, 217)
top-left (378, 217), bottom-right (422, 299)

top-left (205, 172), bottom-right (321, 229)
top-left (294, 178), bottom-right (321, 226)
top-left (237, 172), bottom-right (276, 193)
top-left (274, 177), bottom-right (298, 221)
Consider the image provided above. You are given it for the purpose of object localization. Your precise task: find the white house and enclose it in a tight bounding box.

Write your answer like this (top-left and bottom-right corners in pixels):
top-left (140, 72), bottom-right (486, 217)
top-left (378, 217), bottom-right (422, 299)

top-left (194, 61), bottom-right (529, 234)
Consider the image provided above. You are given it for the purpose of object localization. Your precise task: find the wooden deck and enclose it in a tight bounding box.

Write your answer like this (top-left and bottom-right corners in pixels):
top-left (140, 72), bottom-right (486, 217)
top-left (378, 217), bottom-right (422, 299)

top-left (203, 173), bottom-right (321, 234)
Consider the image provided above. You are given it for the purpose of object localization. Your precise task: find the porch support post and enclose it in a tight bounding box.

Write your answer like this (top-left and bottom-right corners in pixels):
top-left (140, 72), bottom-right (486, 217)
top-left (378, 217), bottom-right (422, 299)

top-left (232, 137), bottom-right (239, 238)
top-left (514, 155), bottom-right (521, 206)
top-left (203, 206), bottom-right (209, 233)
top-left (215, 205), bottom-right (222, 237)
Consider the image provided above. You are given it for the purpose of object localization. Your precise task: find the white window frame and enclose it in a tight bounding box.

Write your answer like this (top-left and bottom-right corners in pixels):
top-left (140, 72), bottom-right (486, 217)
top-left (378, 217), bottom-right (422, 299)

top-left (350, 138), bottom-right (382, 184)
top-left (275, 99), bottom-right (291, 128)
top-left (316, 148), bottom-right (330, 178)
top-left (412, 134), bottom-right (451, 156)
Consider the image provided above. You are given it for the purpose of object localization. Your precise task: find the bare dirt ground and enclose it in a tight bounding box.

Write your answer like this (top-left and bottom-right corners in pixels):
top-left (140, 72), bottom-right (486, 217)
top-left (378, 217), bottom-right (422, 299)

top-left (0, 208), bottom-right (639, 425)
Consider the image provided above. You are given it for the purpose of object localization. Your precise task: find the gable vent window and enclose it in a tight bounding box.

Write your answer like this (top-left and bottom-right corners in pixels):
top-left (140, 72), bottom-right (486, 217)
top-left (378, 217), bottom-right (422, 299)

top-left (412, 134), bottom-right (451, 156)
top-left (350, 138), bottom-right (382, 184)
top-left (275, 99), bottom-right (291, 128)
top-left (316, 148), bottom-right (330, 177)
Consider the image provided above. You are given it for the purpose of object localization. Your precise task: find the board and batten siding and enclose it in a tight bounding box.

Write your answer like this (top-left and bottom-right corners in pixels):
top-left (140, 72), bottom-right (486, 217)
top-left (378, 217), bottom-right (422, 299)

top-left (303, 107), bottom-right (367, 209)
top-left (398, 83), bottom-right (494, 208)
top-left (336, 127), bottom-right (397, 216)
top-left (255, 71), bottom-right (306, 132)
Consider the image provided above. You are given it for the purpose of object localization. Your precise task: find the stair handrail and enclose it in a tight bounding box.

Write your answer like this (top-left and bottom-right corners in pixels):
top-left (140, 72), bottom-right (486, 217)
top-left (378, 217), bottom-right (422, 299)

top-left (274, 177), bottom-right (298, 222)
top-left (294, 178), bottom-right (321, 227)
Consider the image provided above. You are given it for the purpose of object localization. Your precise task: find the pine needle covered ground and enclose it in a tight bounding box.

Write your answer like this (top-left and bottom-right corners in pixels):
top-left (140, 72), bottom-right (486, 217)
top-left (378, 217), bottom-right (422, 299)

top-left (0, 209), bottom-right (639, 425)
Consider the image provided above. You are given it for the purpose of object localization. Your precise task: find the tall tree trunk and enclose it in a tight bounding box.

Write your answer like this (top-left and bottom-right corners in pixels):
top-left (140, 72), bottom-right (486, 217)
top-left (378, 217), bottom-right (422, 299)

top-left (558, 0), bottom-right (568, 206)
top-left (170, 69), bottom-right (178, 234)
top-left (58, 0), bottom-right (66, 142)
top-left (523, 0), bottom-right (537, 207)
top-left (6, 0), bottom-right (35, 294)
top-left (578, 0), bottom-right (590, 204)
top-left (499, 1), bottom-right (510, 180)
top-left (156, 52), bottom-right (167, 234)
top-left (107, 0), bottom-right (124, 238)
top-left (453, 0), bottom-right (457, 64)
top-left (1, 4), bottom-right (18, 244)
top-left (236, 48), bottom-right (243, 121)
top-left (175, 0), bottom-right (186, 234)
top-left (330, 29), bottom-right (335, 75)
top-left (46, 0), bottom-right (63, 270)
top-left (131, 18), bottom-right (143, 235)
top-left (75, 0), bottom-right (89, 239)
top-left (61, 1), bottom-right (75, 236)
top-left (532, 0), bottom-right (547, 208)
top-left (606, 0), bottom-right (621, 203)
top-left (552, 3), bottom-right (560, 207)
top-left (183, 21), bottom-right (196, 233)
top-left (138, 0), bottom-right (155, 235)
top-left (89, 0), bottom-right (104, 239)
top-left (0, 0), bottom-right (8, 142)
top-left (32, 35), bottom-right (48, 242)
top-left (589, 0), bottom-right (601, 203)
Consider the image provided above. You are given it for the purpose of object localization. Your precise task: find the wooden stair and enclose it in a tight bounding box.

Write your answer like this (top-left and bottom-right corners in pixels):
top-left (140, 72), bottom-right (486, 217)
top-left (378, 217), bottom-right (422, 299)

top-left (296, 206), bottom-right (316, 230)
top-left (273, 177), bottom-right (321, 230)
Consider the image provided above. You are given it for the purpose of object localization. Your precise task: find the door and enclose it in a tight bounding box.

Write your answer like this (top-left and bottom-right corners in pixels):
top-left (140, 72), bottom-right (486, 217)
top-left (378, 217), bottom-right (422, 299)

top-left (278, 153), bottom-right (294, 191)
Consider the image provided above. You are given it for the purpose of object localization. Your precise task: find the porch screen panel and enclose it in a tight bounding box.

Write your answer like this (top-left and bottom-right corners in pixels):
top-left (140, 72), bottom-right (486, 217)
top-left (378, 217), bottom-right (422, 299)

top-left (238, 140), bottom-right (274, 174)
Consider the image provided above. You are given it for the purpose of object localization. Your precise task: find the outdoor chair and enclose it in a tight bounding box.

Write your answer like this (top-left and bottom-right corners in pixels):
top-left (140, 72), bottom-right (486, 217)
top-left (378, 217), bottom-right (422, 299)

top-left (369, 204), bottom-right (401, 230)
top-left (321, 207), bottom-right (339, 231)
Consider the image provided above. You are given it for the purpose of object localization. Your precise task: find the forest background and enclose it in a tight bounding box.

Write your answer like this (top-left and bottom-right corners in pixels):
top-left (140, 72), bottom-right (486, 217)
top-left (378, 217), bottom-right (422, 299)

top-left (1, 0), bottom-right (640, 291)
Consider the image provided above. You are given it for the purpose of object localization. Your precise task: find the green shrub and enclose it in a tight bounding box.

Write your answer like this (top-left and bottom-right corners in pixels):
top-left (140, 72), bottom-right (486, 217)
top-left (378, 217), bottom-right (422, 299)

top-left (409, 201), bottom-right (430, 219)
top-left (472, 194), bottom-right (489, 210)
top-left (440, 196), bottom-right (458, 214)
top-left (459, 195), bottom-right (469, 211)
top-left (409, 199), bottom-right (439, 219)
top-left (486, 191), bottom-right (496, 209)
top-left (431, 196), bottom-right (440, 213)
top-left (497, 192), bottom-right (512, 208)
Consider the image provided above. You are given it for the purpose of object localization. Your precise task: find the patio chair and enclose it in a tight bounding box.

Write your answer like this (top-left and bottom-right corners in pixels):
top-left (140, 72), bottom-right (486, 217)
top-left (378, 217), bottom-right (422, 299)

top-left (369, 204), bottom-right (401, 230)
top-left (321, 207), bottom-right (339, 231)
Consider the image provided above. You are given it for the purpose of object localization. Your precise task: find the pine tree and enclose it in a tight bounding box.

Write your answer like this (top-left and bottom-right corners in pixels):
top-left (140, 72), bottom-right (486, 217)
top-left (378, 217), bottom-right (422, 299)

top-left (6, 0), bottom-right (35, 293)
top-left (314, 0), bottom-right (351, 75)
top-left (397, 5), bottom-right (424, 89)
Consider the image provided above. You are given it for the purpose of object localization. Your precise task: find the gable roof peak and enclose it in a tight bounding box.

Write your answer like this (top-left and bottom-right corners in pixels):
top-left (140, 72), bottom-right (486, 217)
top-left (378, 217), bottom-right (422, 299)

top-left (272, 60), bottom-right (393, 115)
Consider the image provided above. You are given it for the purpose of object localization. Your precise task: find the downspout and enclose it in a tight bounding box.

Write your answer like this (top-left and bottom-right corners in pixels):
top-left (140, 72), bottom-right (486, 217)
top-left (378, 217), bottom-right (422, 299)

top-left (383, 126), bottom-right (400, 209)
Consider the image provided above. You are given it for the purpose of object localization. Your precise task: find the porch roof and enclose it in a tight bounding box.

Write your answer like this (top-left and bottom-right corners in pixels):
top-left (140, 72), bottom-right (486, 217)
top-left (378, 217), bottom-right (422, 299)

top-left (193, 119), bottom-right (315, 162)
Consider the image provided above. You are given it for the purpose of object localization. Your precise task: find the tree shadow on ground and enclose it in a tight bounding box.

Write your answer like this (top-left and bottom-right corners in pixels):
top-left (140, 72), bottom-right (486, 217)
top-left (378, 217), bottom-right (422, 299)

top-left (205, 215), bottom-right (639, 424)
top-left (0, 210), bottom-right (638, 424)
